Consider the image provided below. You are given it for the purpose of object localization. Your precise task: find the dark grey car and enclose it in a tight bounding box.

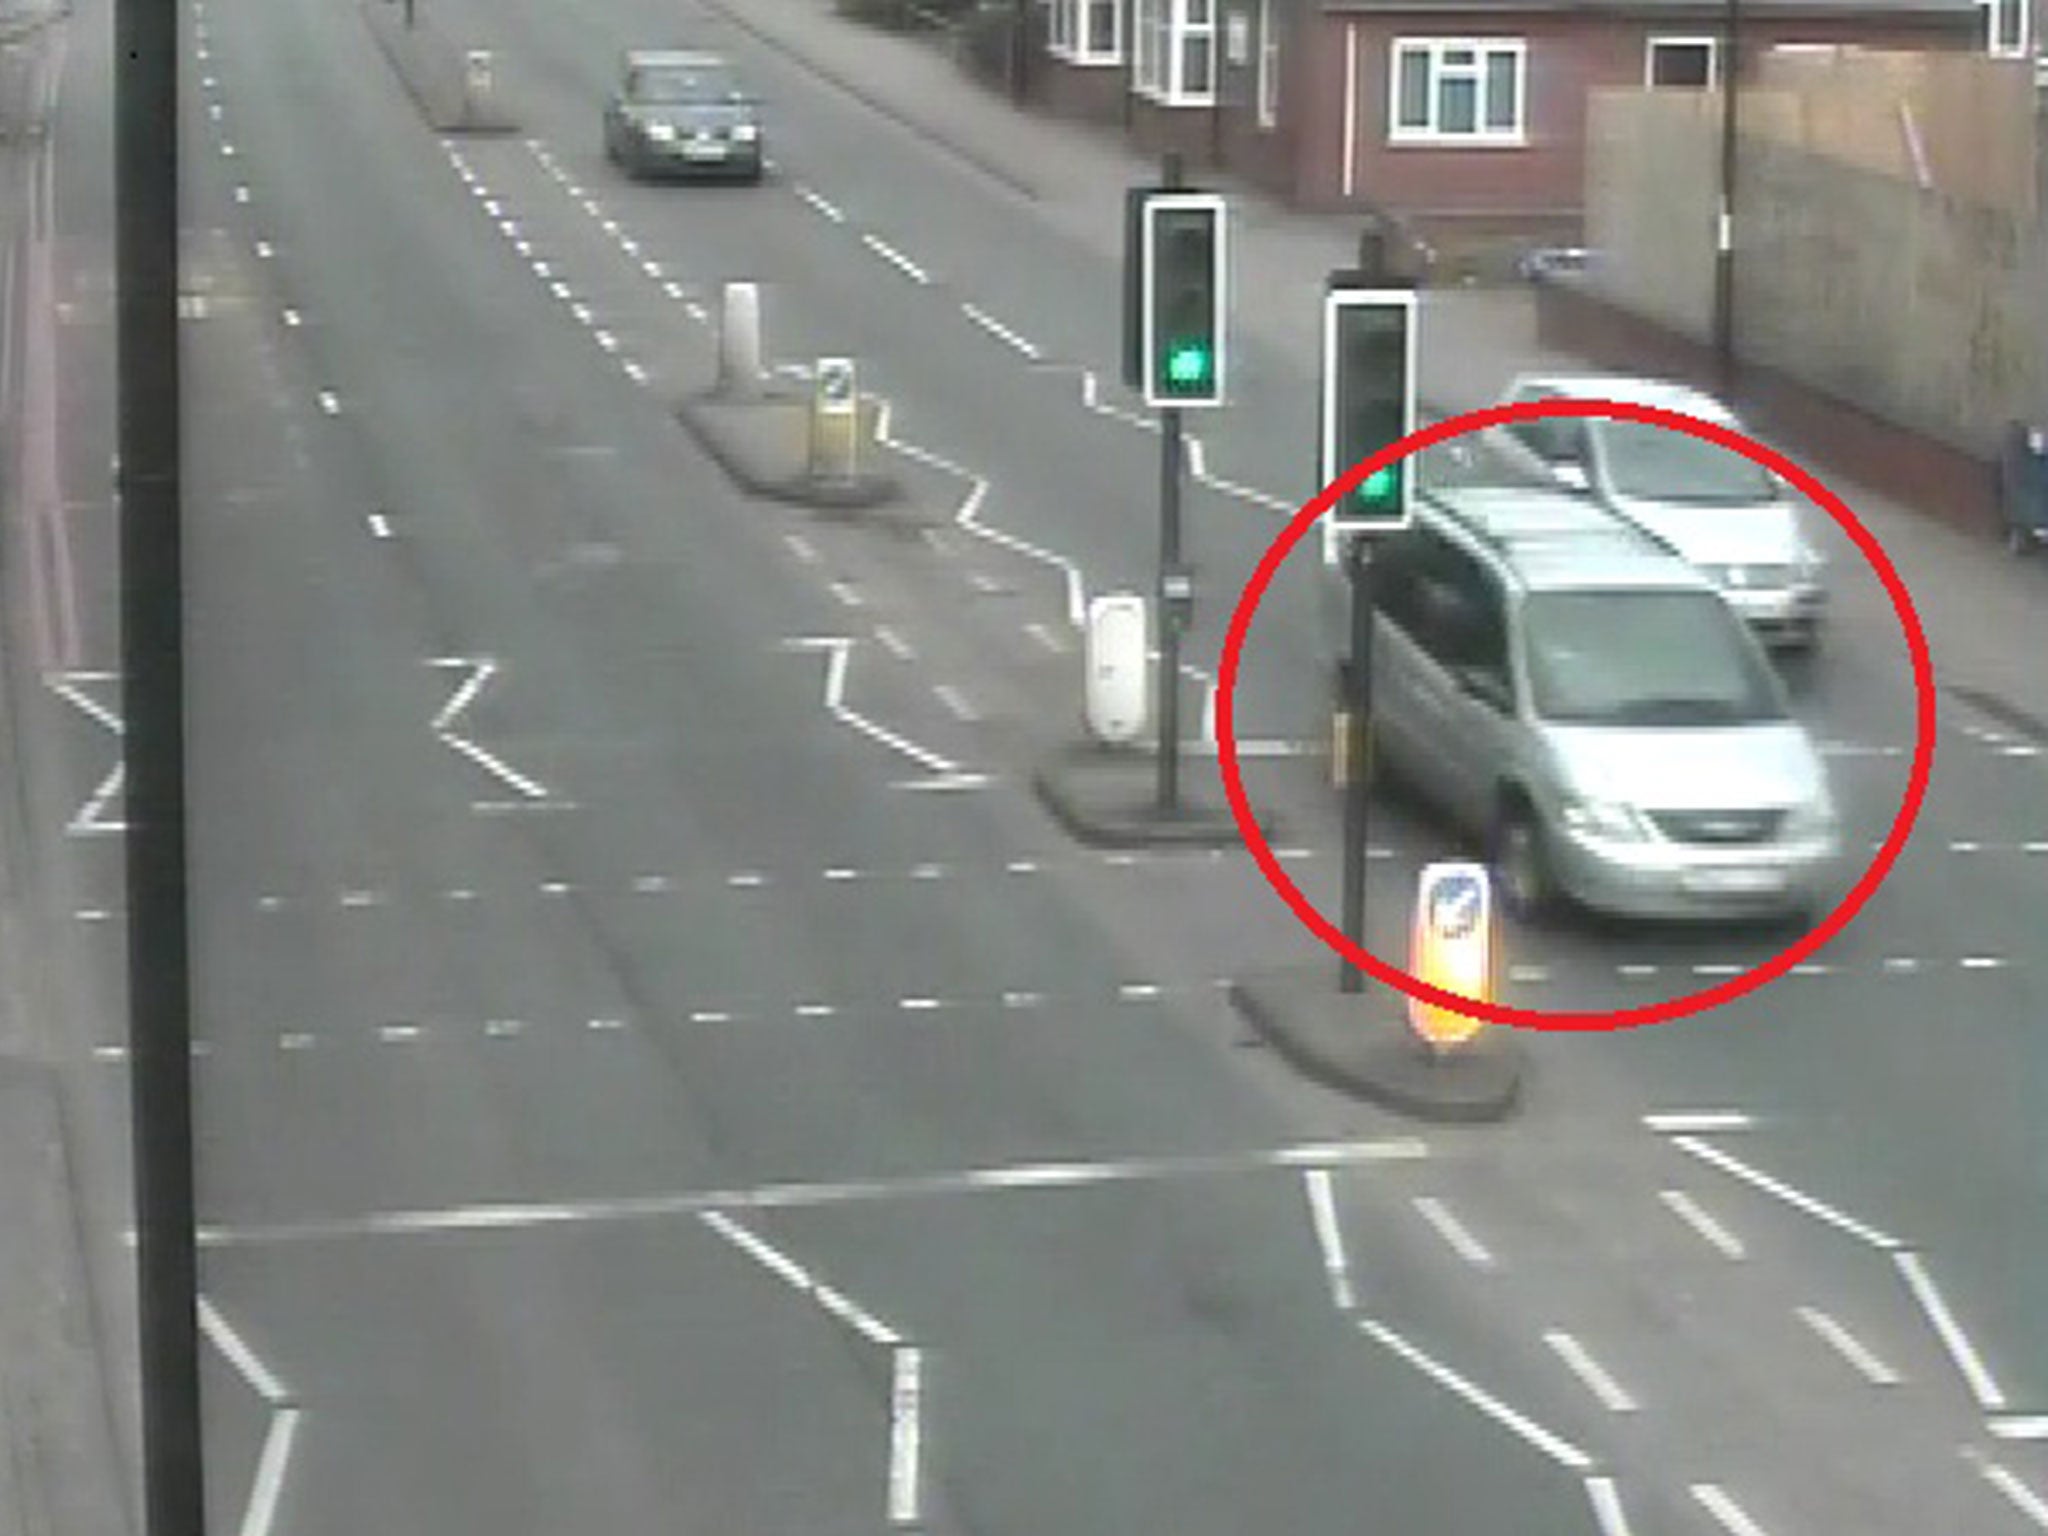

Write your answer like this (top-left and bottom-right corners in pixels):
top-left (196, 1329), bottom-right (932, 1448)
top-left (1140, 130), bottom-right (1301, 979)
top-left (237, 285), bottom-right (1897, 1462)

top-left (603, 50), bottom-right (763, 183)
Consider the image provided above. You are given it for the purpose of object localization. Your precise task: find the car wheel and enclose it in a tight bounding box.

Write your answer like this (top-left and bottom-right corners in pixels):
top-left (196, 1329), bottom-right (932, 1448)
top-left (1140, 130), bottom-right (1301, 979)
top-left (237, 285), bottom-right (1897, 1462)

top-left (1492, 800), bottom-right (1561, 925)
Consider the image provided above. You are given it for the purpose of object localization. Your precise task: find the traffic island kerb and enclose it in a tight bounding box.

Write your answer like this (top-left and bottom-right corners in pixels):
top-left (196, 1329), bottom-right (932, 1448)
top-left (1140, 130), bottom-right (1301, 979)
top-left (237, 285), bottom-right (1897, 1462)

top-left (1230, 965), bottom-right (1524, 1123)
top-left (1031, 740), bottom-right (1275, 850)
top-left (676, 390), bottom-right (914, 513)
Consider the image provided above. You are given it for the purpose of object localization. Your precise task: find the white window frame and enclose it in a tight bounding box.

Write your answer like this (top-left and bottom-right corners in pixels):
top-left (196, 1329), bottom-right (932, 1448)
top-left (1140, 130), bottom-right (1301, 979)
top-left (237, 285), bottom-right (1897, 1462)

top-left (1050, 0), bottom-right (1124, 64)
top-left (1645, 34), bottom-right (1719, 89)
top-left (1388, 37), bottom-right (1528, 145)
top-left (1257, 0), bottom-right (1280, 127)
top-left (1133, 0), bottom-right (1218, 105)
top-left (1979, 0), bottom-right (2029, 56)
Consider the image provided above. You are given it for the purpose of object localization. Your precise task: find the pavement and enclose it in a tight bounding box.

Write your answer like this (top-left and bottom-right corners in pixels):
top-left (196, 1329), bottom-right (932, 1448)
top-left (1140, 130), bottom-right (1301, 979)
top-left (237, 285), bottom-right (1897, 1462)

top-left (10, 0), bottom-right (2048, 1530)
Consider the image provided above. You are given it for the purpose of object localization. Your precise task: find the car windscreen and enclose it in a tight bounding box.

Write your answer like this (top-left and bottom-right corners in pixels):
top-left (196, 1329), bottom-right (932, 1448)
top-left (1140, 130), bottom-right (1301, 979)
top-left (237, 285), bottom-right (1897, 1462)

top-left (627, 65), bottom-right (745, 104)
top-left (1521, 590), bottom-right (1788, 726)
top-left (1595, 418), bottom-right (1781, 505)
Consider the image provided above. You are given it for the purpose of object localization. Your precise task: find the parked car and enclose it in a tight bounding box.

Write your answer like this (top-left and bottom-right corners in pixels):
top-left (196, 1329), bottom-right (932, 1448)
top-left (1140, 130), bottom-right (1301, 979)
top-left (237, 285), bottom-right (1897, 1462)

top-left (1491, 374), bottom-right (1829, 655)
top-left (1321, 485), bottom-right (1841, 924)
top-left (603, 50), bottom-right (764, 183)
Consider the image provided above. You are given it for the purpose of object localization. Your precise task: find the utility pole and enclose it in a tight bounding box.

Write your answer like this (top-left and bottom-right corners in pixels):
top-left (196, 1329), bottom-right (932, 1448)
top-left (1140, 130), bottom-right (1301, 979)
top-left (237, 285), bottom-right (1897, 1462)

top-left (116, 0), bottom-right (206, 1525)
top-left (1714, 0), bottom-right (1741, 397)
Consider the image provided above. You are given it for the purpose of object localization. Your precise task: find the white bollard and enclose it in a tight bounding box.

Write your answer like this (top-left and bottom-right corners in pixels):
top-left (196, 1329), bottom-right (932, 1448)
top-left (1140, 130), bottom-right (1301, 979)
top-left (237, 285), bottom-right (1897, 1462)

top-left (718, 282), bottom-right (764, 399)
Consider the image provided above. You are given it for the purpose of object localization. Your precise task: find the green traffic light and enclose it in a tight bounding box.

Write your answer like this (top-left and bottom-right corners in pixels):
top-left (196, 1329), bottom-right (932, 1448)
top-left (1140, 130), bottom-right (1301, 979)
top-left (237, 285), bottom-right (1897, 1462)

top-left (1358, 465), bottom-right (1399, 505)
top-left (1165, 341), bottom-right (1213, 387)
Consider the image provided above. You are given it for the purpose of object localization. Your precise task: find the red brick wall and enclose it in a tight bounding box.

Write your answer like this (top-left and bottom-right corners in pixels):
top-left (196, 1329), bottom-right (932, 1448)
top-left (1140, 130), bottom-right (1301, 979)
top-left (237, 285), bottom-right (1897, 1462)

top-left (1536, 278), bottom-right (2003, 538)
top-left (1291, 8), bottom-right (1982, 226)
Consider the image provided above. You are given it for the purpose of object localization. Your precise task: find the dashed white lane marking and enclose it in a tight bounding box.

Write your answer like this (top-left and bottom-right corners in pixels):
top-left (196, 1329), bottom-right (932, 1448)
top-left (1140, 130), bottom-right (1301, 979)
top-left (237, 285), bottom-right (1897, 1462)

top-left (192, 1139), bottom-right (1429, 1248)
top-left (316, 390), bottom-right (338, 414)
top-left (796, 1003), bottom-right (836, 1019)
top-left (254, 238), bottom-right (273, 258)
top-left (75, 908), bottom-right (112, 922)
top-left (1545, 1331), bottom-right (1639, 1413)
top-left (1413, 1196), bottom-right (1496, 1269)
top-left (783, 533), bottom-right (820, 564)
top-left (1894, 1250), bottom-right (2007, 1410)
top-left (828, 580), bottom-right (865, 609)
top-left (1991, 1417), bottom-right (2048, 1441)
top-left (899, 997), bottom-right (943, 1012)
top-left (338, 889), bottom-right (382, 908)
top-left (484, 1019), bottom-right (524, 1038)
top-left (1584, 1476), bottom-right (1636, 1536)
top-left (220, 141), bottom-right (236, 158)
top-left (959, 301), bottom-right (1041, 360)
top-left (281, 307), bottom-right (301, 328)
top-left (1357, 1318), bottom-right (1592, 1471)
top-left (875, 625), bottom-right (915, 660)
top-left (1671, 1135), bottom-right (1902, 1250)
top-left (795, 184), bottom-right (846, 222)
top-left (1302, 1169), bottom-right (1355, 1311)
top-left (1659, 1189), bottom-right (1747, 1260)
top-left (1023, 620), bottom-right (1069, 653)
top-left (366, 512), bottom-right (392, 539)
top-left (1116, 982), bottom-right (1162, 1001)
top-left (1796, 1305), bottom-right (1903, 1386)
top-left (888, 1346), bottom-right (924, 1527)
top-left (1960, 955), bottom-right (2007, 969)
top-left (824, 867), bottom-right (860, 881)
top-left (861, 233), bottom-right (931, 284)
top-left (1507, 963), bottom-right (1549, 984)
top-left (586, 1017), bottom-right (626, 1032)
top-left (378, 1024), bottom-right (421, 1044)
top-left (1692, 1483), bottom-right (1772, 1536)
top-left (1967, 1451), bottom-right (2048, 1530)
top-left (933, 684), bottom-right (979, 722)
top-left (279, 1033), bottom-right (315, 1052)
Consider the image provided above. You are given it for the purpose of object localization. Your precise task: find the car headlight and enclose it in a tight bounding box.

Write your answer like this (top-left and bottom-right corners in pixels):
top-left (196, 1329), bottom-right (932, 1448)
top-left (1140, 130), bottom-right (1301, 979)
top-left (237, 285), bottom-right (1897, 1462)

top-left (1562, 799), bottom-right (1651, 843)
top-left (1781, 797), bottom-right (1838, 844)
top-left (731, 123), bottom-right (759, 142)
top-left (645, 121), bottom-right (677, 142)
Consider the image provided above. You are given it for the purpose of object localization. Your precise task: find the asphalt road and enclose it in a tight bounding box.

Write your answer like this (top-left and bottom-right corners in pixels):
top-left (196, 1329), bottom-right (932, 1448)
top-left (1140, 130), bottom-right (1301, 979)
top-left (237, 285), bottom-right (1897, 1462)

top-left (16, 0), bottom-right (2048, 1530)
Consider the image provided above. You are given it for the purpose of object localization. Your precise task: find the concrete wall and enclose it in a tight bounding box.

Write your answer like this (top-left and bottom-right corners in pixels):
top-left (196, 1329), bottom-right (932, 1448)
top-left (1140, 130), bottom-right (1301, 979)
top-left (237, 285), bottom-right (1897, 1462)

top-left (1584, 85), bottom-right (2048, 459)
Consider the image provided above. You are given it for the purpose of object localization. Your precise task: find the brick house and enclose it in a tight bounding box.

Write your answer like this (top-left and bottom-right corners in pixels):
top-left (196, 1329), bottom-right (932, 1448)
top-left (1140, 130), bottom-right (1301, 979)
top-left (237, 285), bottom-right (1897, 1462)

top-left (1030, 0), bottom-right (2003, 242)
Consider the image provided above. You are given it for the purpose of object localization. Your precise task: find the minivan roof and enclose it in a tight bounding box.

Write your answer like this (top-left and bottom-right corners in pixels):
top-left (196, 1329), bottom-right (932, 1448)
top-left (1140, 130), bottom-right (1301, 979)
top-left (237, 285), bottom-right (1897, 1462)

top-left (1421, 486), bottom-right (1713, 594)
top-left (1510, 373), bottom-right (1739, 427)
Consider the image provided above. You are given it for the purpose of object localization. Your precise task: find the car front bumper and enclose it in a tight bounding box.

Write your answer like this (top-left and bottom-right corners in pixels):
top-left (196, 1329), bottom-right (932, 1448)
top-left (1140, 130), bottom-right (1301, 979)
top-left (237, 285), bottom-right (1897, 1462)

top-left (1722, 581), bottom-right (1827, 647)
top-left (1550, 829), bottom-right (1839, 921)
top-left (632, 134), bottom-right (762, 173)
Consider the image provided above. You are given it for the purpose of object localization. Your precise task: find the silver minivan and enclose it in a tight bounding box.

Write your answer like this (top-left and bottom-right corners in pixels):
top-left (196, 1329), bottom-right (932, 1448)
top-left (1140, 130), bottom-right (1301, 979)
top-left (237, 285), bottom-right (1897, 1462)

top-left (1334, 486), bottom-right (1841, 923)
top-left (1493, 374), bottom-right (1828, 654)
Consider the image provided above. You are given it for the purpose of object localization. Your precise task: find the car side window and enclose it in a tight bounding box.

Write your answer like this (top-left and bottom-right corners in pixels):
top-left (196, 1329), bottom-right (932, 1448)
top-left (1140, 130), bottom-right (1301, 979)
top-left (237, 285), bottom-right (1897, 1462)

top-left (1410, 542), bottom-right (1509, 696)
top-left (1368, 529), bottom-right (1428, 641)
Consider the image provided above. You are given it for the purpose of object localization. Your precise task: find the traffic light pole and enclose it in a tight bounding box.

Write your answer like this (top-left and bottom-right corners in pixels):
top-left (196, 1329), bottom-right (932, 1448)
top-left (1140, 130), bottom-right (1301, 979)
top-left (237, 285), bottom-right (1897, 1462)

top-left (1153, 149), bottom-right (1185, 816)
top-left (1157, 405), bottom-right (1184, 813)
top-left (117, 0), bottom-right (207, 1523)
top-left (1340, 537), bottom-right (1374, 994)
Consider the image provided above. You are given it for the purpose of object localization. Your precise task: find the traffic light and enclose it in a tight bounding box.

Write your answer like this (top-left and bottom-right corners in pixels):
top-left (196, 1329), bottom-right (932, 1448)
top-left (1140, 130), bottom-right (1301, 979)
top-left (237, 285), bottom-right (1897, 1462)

top-left (1141, 193), bottom-right (1227, 408)
top-left (1321, 286), bottom-right (1418, 533)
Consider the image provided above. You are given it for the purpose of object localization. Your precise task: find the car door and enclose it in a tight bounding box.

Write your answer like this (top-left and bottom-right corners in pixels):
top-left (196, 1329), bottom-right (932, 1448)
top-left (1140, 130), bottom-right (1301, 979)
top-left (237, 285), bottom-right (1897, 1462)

top-left (1394, 538), bottom-right (1514, 833)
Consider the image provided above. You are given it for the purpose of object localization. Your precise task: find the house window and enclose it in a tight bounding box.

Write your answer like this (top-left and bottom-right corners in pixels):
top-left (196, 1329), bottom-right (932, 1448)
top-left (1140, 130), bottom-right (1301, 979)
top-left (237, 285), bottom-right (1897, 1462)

top-left (1134, 0), bottom-right (1217, 104)
top-left (1390, 38), bottom-right (1526, 144)
top-left (1257, 0), bottom-right (1280, 126)
top-left (1646, 36), bottom-right (1717, 88)
top-left (1979, 0), bottom-right (2027, 55)
top-left (1050, 0), bottom-right (1122, 62)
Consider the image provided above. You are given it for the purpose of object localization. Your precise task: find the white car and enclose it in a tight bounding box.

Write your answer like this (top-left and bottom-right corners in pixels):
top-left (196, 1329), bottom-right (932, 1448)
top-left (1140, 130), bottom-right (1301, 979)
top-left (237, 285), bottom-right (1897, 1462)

top-left (1493, 374), bottom-right (1828, 655)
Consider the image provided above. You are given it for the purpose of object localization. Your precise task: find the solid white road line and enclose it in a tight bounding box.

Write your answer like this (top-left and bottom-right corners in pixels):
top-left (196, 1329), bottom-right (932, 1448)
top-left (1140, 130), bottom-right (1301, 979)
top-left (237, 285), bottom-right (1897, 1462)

top-left (1302, 1168), bottom-right (1355, 1311)
top-left (193, 1139), bottom-right (1430, 1247)
top-left (1671, 1136), bottom-right (1901, 1250)
top-left (1357, 1318), bottom-right (1593, 1471)
top-left (1585, 1476), bottom-right (1635, 1536)
top-left (1895, 1249), bottom-right (2007, 1410)
top-left (198, 1297), bottom-right (291, 1404)
top-left (888, 1347), bottom-right (923, 1525)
